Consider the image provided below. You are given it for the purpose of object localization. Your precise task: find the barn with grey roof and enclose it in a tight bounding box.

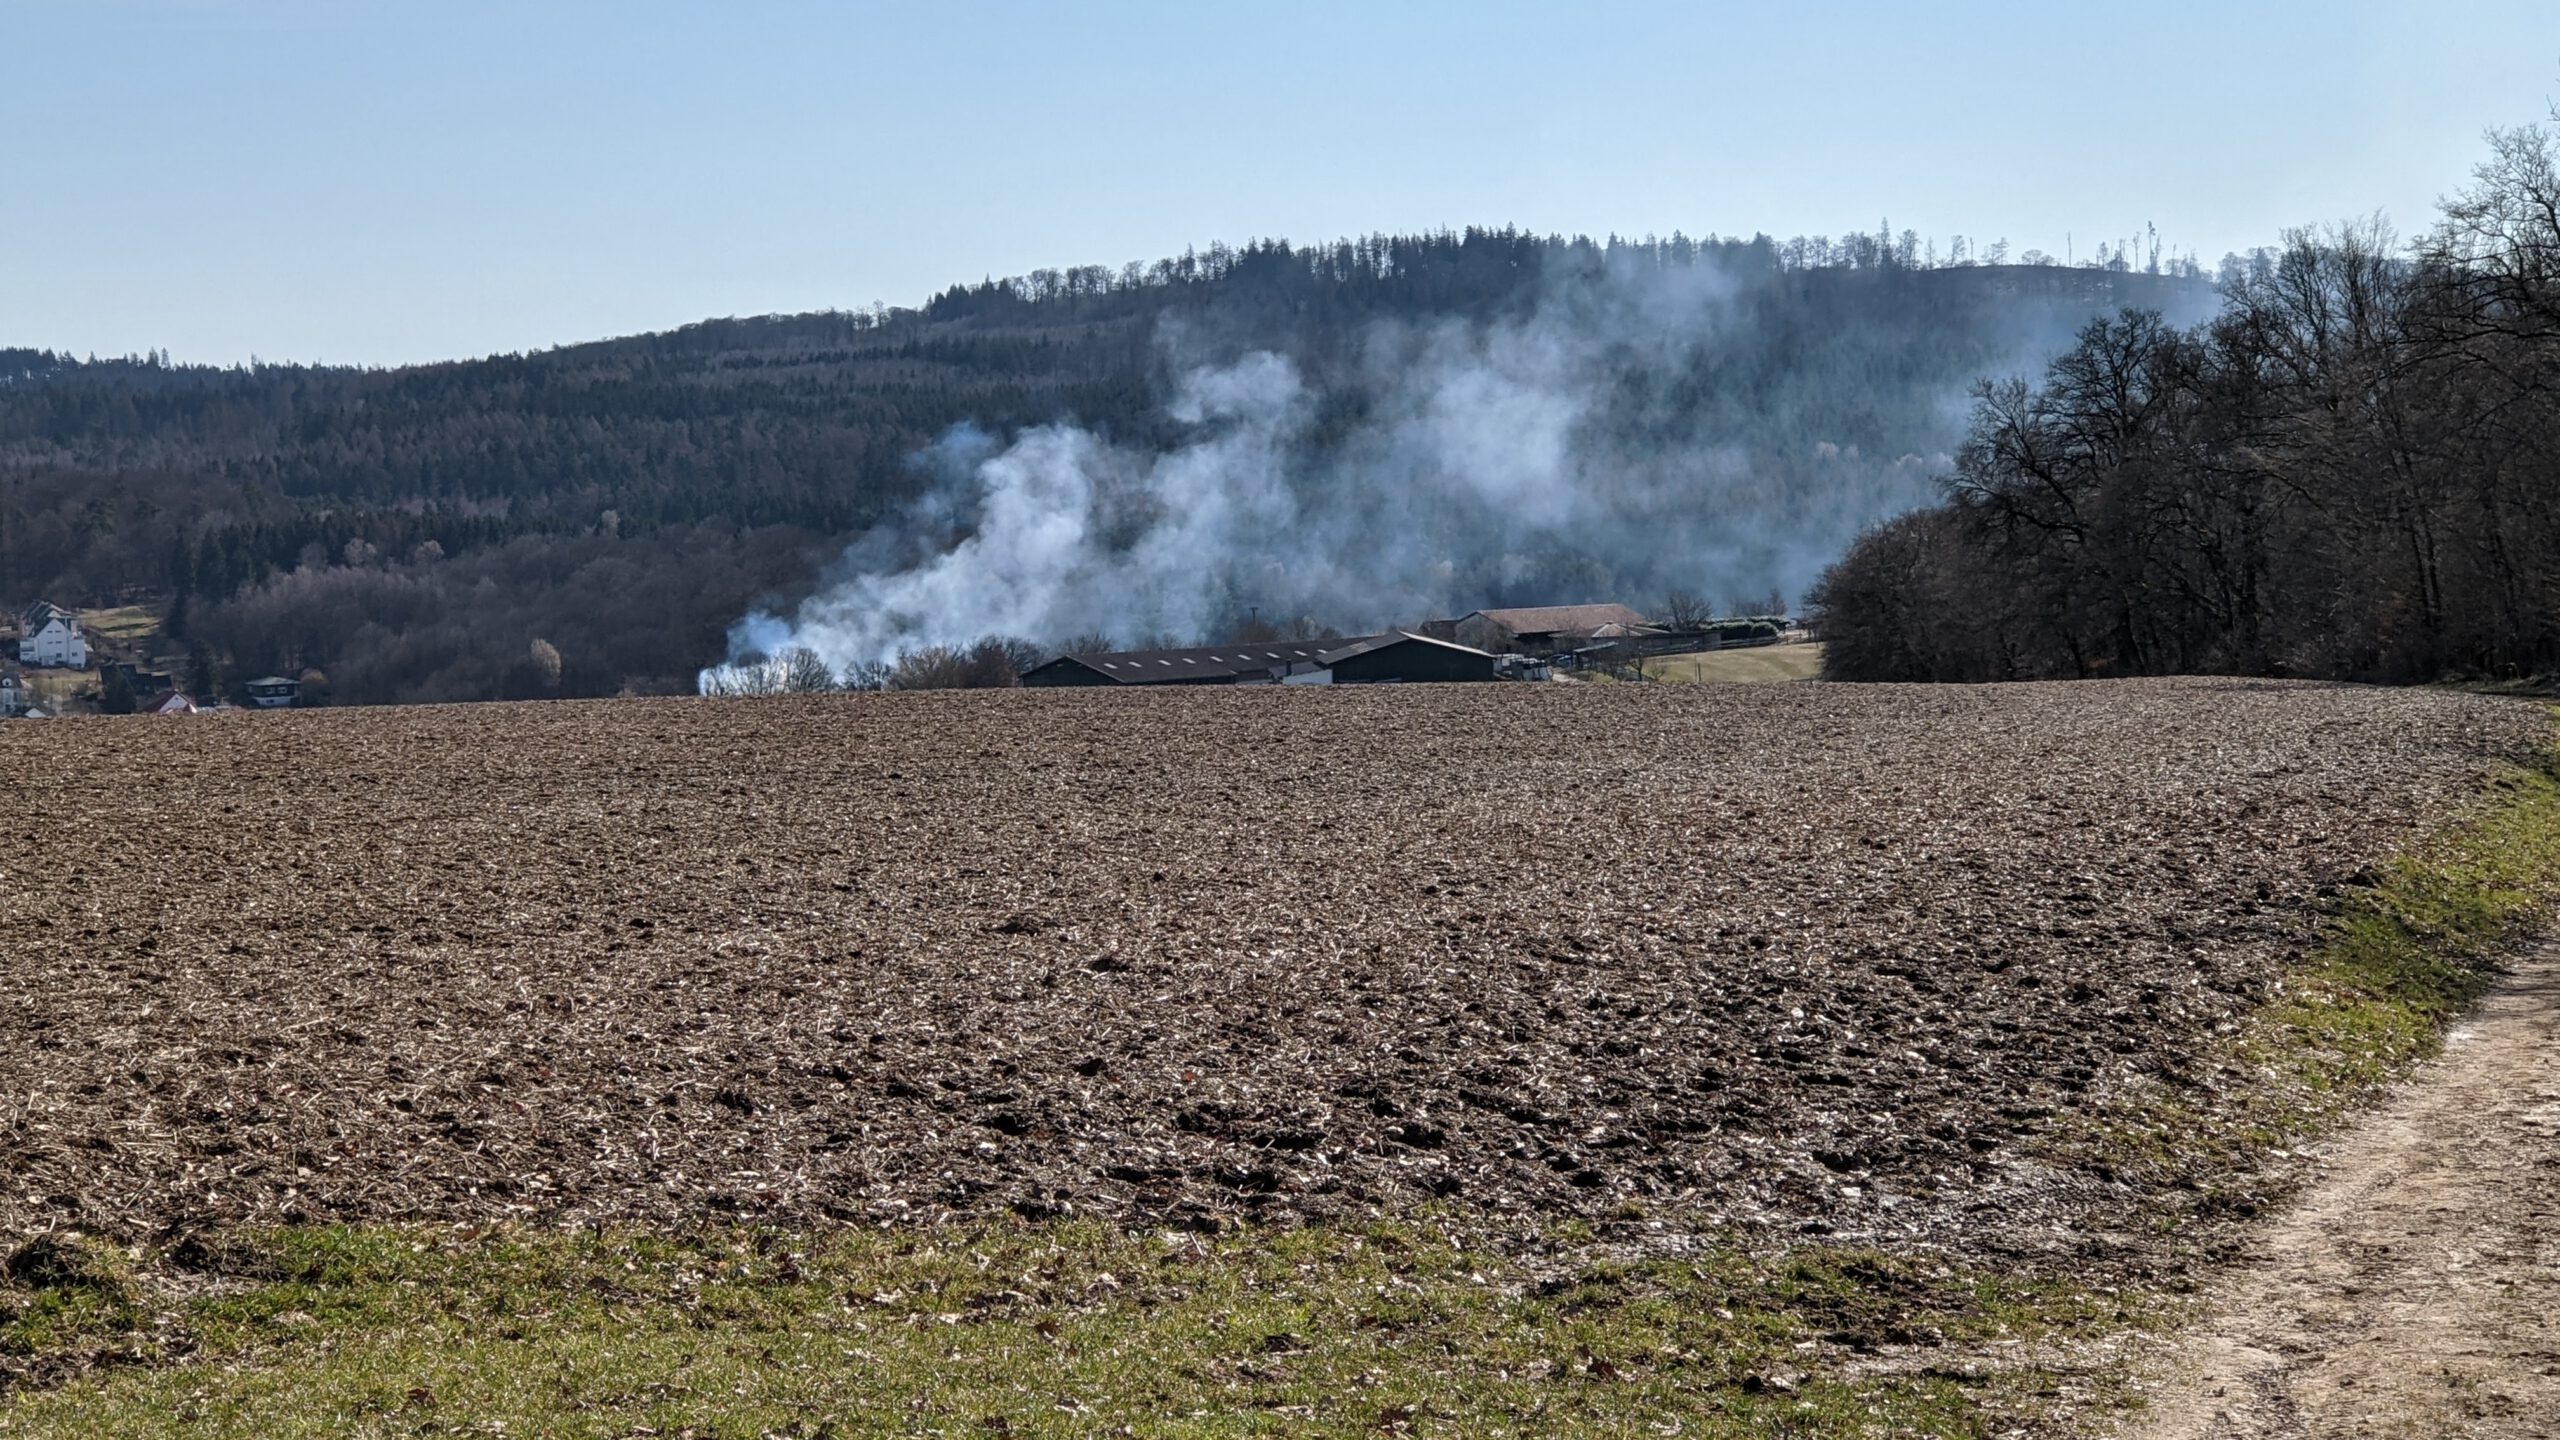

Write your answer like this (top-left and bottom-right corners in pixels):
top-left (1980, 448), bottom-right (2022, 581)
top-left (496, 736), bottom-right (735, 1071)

top-left (1017, 632), bottom-right (1508, 687)
top-left (1018, 639), bottom-right (1339, 687)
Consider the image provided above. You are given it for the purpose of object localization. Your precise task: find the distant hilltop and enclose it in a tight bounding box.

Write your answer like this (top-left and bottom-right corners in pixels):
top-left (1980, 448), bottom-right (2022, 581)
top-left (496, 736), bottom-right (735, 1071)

top-left (0, 228), bottom-right (2215, 707)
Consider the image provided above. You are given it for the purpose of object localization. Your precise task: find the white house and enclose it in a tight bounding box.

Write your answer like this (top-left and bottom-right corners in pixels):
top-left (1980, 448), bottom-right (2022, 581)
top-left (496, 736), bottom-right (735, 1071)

top-left (17, 603), bottom-right (87, 668)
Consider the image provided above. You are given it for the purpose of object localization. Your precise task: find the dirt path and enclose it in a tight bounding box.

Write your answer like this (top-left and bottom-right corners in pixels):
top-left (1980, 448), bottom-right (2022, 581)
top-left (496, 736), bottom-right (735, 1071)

top-left (2121, 943), bottom-right (2560, 1439)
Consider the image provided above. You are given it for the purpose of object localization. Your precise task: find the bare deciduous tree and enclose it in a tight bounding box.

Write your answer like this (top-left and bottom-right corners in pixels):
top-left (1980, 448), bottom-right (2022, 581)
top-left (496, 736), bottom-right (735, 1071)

top-left (1819, 120), bottom-right (2560, 685)
top-left (781, 646), bottom-right (836, 693)
top-left (884, 637), bottom-right (1034, 690)
top-left (1659, 589), bottom-right (1711, 629)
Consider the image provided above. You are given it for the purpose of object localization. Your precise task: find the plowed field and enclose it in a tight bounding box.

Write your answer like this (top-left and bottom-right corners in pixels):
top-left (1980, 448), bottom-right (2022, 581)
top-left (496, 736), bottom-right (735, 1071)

top-left (0, 680), bottom-right (2544, 1264)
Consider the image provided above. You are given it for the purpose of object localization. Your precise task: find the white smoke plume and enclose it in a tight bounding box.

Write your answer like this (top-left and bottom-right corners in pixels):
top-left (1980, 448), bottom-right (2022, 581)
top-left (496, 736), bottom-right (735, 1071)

top-left (701, 257), bottom-right (2116, 688)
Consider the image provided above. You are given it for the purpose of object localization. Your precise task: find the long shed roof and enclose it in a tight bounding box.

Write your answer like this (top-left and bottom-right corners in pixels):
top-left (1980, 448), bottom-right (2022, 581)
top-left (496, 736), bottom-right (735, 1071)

top-left (1027, 638), bottom-right (1351, 685)
top-left (1461, 603), bottom-right (1648, 635)
top-left (1316, 631), bottom-right (1497, 665)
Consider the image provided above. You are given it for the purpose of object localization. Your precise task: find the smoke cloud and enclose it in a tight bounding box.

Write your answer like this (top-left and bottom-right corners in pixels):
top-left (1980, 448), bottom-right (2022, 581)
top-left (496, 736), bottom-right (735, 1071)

top-left (703, 257), bottom-right (2127, 686)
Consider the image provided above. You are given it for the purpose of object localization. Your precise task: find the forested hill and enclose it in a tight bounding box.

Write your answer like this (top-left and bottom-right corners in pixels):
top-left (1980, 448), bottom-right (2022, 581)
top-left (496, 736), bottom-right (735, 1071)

top-left (0, 229), bottom-right (2214, 704)
top-left (1809, 125), bottom-right (2560, 689)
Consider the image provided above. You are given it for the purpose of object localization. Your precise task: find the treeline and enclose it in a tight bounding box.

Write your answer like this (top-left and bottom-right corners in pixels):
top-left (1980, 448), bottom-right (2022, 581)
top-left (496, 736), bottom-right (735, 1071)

top-left (1814, 125), bottom-right (2560, 685)
top-left (915, 220), bottom-right (2204, 326)
top-left (701, 637), bottom-right (1053, 695)
top-left (3, 226), bottom-right (2210, 705)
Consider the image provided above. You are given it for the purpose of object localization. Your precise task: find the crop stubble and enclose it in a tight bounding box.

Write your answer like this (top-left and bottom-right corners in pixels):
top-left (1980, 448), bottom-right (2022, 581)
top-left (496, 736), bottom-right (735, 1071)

top-left (0, 679), bottom-right (2544, 1265)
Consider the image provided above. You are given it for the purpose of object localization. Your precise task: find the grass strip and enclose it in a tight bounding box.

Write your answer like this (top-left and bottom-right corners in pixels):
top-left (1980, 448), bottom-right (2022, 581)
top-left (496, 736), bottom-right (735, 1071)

top-left (1, 1222), bottom-right (2121, 1438)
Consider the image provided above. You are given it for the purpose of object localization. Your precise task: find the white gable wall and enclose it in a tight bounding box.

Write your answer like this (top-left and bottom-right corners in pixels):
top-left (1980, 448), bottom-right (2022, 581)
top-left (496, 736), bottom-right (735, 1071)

top-left (19, 618), bottom-right (86, 668)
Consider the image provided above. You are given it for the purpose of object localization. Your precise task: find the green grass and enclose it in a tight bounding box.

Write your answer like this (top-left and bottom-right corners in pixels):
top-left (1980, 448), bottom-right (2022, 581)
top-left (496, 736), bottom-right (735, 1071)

top-left (1640, 643), bottom-right (1825, 684)
top-left (0, 1223), bottom-right (2120, 1438)
top-left (2042, 710), bottom-right (2560, 1215)
top-left (76, 605), bottom-right (162, 643)
top-left (9, 670), bottom-right (92, 712)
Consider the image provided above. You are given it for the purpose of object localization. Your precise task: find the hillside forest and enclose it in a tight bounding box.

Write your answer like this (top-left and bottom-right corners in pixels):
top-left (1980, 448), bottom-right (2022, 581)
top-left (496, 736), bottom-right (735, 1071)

top-left (1813, 121), bottom-right (2560, 686)
top-left (3, 227), bottom-right (2207, 704)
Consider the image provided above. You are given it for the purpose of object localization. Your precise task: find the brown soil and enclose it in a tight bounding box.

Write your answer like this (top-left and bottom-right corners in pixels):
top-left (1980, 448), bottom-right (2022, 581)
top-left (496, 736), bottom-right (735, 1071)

top-left (0, 679), bottom-right (2545, 1266)
top-left (2119, 943), bottom-right (2560, 1438)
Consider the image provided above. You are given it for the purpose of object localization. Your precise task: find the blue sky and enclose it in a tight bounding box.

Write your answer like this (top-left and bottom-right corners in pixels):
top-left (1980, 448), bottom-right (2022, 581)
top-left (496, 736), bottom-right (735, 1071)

top-left (5, 0), bottom-right (2554, 365)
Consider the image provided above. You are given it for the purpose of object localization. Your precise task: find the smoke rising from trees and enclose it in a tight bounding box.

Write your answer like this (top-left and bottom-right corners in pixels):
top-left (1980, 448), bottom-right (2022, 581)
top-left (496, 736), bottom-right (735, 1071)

top-left (0, 226), bottom-right (2209, 705)
top-left (710, 253), bottom-right (2191, 686)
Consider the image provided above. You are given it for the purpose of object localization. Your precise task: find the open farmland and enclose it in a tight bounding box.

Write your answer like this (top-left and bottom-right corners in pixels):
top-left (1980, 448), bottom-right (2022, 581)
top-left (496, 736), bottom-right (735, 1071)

top-left (0, 680), bottom-right (2548, 1267)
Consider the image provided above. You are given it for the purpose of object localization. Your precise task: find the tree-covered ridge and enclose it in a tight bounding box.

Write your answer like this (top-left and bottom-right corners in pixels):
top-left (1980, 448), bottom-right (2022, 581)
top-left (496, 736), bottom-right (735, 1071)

top-left (1811, 125), bottom-right (2560, 686)
top-left (1, 226), bottom-right (2212, 704)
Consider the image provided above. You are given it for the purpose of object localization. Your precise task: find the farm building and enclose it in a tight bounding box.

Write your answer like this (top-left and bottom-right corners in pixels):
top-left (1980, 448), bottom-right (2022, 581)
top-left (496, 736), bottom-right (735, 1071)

top-left (244, 675), bottom-right (300, 708)
top-left (1022, 633), bottom-right (1511, 687)
top-left (1316, 632), bottom-right (1501, 684)
top-left (1452, 603), bottom-right (1651, 655)
top-left (17, 603), bottom-right (87, 668)
top-left (1019, 639), bottom-right (1340, 687)
top-left (142, 690), bottom-right (198, 715)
